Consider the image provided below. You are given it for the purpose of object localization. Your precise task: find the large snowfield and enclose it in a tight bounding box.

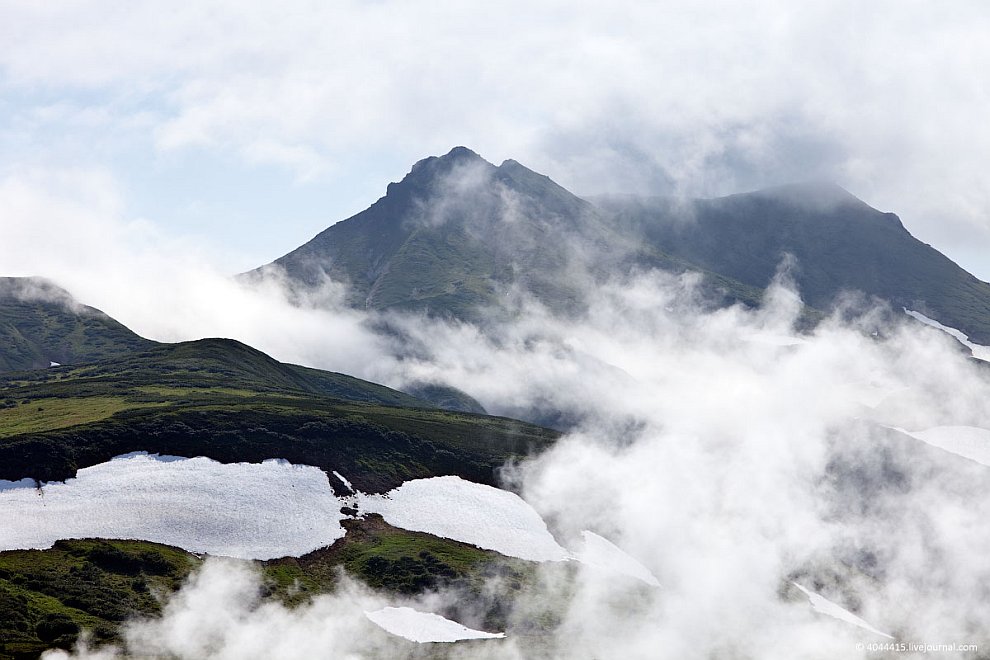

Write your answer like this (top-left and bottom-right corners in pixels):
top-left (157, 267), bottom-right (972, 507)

top-left (0, 453), bottom-right (345, 560)
top-left (0, 459), bottom-right (589, 564)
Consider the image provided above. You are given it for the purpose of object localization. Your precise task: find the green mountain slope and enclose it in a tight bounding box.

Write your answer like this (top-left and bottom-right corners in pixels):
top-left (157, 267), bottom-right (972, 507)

top-left (30, 337), bottom-right (434, 408)
top-left (0, 278), bottom-right (153, 373)
top-left (0, 338), bottom-right (558, 491)
top-left (597, 182), bottom-right (990, 344)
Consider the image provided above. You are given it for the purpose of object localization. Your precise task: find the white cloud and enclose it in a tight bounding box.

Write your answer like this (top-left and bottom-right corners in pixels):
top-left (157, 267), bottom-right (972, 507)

top-left (4, 5), bottom-right (990, 654)
top-left (0, 166), bottom-right (390, 377)
top-left (41, 560), bottom-right (436, 660)
top-left (14, 228), bottom-right (990, 656)
top-left (2, 0), bottom-right (990, 276)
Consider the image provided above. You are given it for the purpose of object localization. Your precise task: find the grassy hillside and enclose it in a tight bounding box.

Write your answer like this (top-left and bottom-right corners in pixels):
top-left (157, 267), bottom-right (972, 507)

top-left (6, 336), bottom-right (433, 408)
top-left (0, 516), bottom-right (526, 659)
top-left (0, 338), bottom-right (558, 491)
top-left (267, 514), bottom-right (521, 600)
top-left (0, 539), bottom-right (196, 658)
top-left (0, 278), bottom-right (153, 373)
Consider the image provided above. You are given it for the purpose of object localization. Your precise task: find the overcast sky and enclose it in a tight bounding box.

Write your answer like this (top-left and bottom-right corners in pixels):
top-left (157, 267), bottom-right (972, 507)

top-left (3, 0), bottom-right (990, 279)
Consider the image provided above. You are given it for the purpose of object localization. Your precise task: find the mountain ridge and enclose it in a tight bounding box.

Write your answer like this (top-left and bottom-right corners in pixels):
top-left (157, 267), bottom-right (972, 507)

top-left (250, 148), bottom-right (990, 345)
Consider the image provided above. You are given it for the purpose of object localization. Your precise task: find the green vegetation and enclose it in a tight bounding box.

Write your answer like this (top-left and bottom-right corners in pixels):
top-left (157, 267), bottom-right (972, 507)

top-left (0, 337), bottom-right (558, 492)
top-left (8, 337), bottom-right (432, 409)
top-left (0, 517), bottom-right (533, 659)
top-left (267, 514), bottom-right (520, 599)
top-left (0, 539), bottom-right (197, 659)
top-left (0, 396), bottom-right (166, 438)
top-left (0, 277), bottom-right (154, 374)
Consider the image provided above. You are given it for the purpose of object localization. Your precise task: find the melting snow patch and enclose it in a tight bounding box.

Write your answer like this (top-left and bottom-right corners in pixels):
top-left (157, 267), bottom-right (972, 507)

top-left (332, 470), bottom-right (353, 492)
top-left (889, 425), bottom-right (990, 467)
top-left (365, 606), bottom-right (505, 643)
top-left (793, 582), bottom-right (892, 639)
top-left (0, 453), bottom-right (344, 560)
top-left (49, 361), bottom-right (60, 368)
top-left (359, 476), bottom-right (570, 562)
top-left (573, 531), bottom-right (661, 587)
top-left (904, 309), bottom-right (990, 361)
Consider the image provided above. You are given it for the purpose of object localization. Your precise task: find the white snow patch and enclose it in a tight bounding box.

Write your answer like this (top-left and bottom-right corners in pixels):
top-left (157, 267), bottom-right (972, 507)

top-left (573, 531), bottom-right (661, 587)
top-left (332, 470), bottom-right (353, 492)
top-left (365, 606), bottom-right (505, 643)
top-left (49, 361), bottom-right (60, 367)
top-left (359, 476), bottom-right (571, 562)
top-left (904, 309), bottom-right (990, 361)
top-left (889, 425), bottom-right (990, 467)
top-left (793, 582), bottom-right (893, 639)
top-left (0, 453), bottom-right (344, 560)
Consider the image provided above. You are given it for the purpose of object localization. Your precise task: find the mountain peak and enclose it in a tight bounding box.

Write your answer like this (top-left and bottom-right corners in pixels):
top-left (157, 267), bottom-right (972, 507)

top-left (409, 146), bottom-right (489, 175)
top-left (443, 145), bottom-right (483, 161)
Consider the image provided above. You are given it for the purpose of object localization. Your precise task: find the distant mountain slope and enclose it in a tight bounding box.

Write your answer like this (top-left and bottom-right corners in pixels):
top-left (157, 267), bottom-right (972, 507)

top-left (253, 149), bottom-right (990, 344)
top-left (597, 183), bottom-right (990, 344)
top-left (0, 277), bottom-right (153, 372)
top-left (0, 277), bottom-right (482, 413)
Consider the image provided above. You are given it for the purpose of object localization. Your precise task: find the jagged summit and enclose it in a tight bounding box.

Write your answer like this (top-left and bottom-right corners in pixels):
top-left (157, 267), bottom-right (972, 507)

top-left (409, 146), bottom-right (490, 175)
top-left (442, 145), bottom-right (485, 162)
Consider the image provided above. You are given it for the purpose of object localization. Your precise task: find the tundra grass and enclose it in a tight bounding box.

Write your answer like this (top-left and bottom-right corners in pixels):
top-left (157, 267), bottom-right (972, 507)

top-left (0, 397), bottom-right (165, 439)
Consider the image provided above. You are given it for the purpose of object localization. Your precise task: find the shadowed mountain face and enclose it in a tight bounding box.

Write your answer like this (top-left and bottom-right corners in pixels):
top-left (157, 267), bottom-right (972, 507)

top-left (0, 277), bottom-right (154, 372)
top-left (599, 182), bottom-right (990, 344)
top-left (254, 149), bottom-right (990, 344)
